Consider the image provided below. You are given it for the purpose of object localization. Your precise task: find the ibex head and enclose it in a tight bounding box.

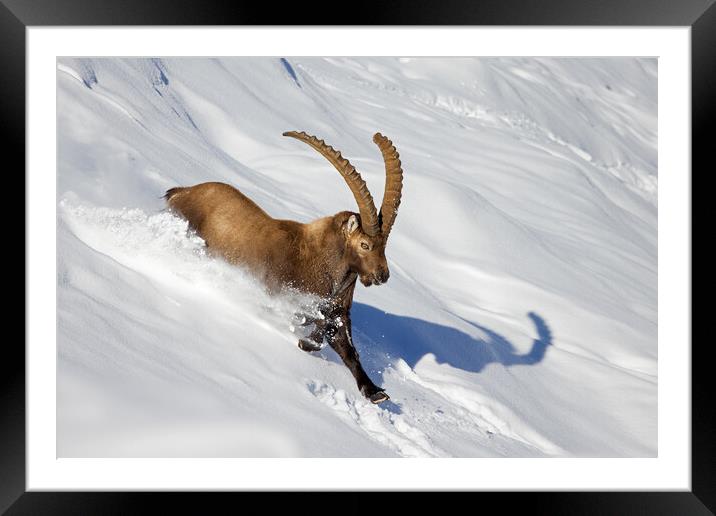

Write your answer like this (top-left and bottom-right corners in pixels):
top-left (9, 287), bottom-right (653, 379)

top-left (283, 131), bottom-right (404, 288)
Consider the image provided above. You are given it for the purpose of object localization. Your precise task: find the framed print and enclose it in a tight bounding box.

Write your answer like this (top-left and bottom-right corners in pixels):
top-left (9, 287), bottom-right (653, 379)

top-left (7, 0), bottom-right (710, 513)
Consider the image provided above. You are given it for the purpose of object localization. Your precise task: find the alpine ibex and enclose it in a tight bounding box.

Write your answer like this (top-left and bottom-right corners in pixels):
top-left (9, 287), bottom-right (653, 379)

top-left (165, 131), bottom-right (404, 403)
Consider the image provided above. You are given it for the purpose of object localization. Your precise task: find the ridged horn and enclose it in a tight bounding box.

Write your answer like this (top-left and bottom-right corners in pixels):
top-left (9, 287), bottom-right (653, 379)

top-left (373, 133), bottom-right (403, 240)
top-left (283, 131), bottom-right (380, 236)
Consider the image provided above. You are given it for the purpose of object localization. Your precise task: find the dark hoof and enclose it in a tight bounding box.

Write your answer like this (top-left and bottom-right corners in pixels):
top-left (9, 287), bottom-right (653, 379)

top-left (368, 391), bottom-right (390, 404)
top-left (298, 339), bottom-right (322, 352)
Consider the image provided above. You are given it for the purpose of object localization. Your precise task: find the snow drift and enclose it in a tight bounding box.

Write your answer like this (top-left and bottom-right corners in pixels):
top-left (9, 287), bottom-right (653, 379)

top-left (57, 57), bottom-right (657, 457)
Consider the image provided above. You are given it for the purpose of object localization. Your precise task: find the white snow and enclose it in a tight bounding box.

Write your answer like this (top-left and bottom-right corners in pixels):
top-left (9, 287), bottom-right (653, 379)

top-left (57, 57), bottom-right (657, 457)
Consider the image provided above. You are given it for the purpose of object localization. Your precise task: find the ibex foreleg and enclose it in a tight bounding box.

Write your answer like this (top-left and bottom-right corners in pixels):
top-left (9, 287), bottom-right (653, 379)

top-left (323, 304), bottom-right (389, 404)
top-left (297, 318), bottom-right (326, 352)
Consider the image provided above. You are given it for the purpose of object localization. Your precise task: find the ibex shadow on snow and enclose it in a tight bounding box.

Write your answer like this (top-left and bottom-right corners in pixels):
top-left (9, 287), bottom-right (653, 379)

top-left (165, 131), bottom-right (404, 403)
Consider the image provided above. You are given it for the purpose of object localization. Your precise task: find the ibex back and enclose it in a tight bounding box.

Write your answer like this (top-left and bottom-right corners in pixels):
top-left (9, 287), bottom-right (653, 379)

top-left (165, 131), bottom-right (404, 403)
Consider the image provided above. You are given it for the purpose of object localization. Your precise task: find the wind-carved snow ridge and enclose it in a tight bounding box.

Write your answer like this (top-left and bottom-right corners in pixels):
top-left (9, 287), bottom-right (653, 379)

top-left (280, 58), bottom-right (301, 88)
top-left (391, 361), bottom-right (563, 455)
top-left (57, 57), bottom-right (657, 458)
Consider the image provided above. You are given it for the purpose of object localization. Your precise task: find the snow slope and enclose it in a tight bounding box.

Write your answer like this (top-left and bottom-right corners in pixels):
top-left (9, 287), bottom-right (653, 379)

top-left (57, 57), bottom-right (657, 457)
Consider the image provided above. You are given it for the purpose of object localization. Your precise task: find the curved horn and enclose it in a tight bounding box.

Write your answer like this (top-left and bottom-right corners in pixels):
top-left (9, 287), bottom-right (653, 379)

top-left (373, 133), bottom-right (404, 240)
top-left (283, 131), bottom-right (380, 236)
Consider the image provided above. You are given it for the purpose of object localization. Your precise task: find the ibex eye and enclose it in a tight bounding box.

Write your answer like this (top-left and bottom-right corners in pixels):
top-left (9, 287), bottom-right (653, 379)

top-left (361, 243), bottom-right (369, 250)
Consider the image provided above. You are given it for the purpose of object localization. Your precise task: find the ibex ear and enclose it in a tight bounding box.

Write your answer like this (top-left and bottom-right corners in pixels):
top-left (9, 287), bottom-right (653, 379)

top-left (345, 214), bottom-right (360, 235)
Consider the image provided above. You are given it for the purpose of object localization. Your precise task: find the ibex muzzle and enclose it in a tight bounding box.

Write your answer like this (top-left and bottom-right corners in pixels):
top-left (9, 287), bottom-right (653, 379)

top-left (165, 131), bottom-right (404, 403)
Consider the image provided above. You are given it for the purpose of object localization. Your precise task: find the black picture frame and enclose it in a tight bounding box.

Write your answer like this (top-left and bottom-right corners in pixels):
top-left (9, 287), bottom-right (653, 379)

top-left (5, 0), bottom-right (708, 513)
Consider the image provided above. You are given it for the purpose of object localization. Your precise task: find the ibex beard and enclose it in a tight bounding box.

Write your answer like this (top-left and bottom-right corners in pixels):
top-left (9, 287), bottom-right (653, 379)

top-left (165, 131), bottom-right (404, 404)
